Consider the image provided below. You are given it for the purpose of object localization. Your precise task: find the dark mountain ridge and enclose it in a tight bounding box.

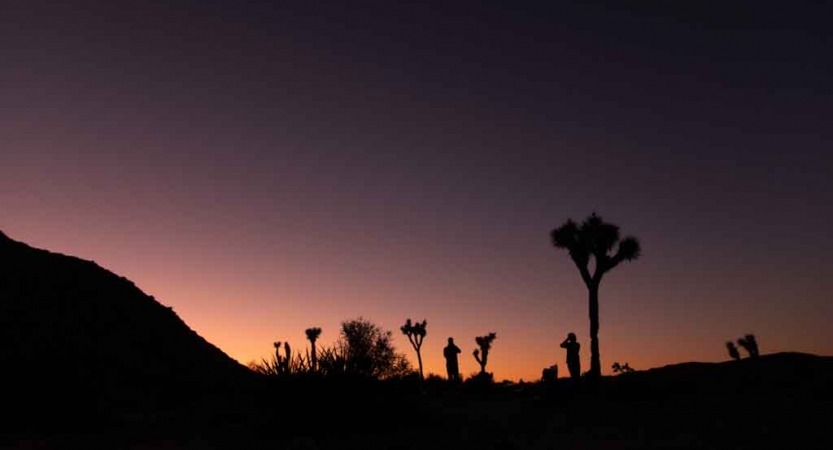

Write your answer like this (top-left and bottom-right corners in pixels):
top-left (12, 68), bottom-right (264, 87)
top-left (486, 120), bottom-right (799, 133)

top-left (0, 230), bottom-right (250, 431)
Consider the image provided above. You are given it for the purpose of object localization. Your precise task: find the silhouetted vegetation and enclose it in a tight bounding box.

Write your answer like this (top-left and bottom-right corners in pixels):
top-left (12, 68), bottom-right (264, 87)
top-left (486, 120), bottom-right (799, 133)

top-left (612, 362), bottom-right (634, 374)
top-left (305, 327), bottom-right (322, 371)
top-left (337, 317), bottom-right (413, 379)
top-left (400, 318), bottom-right (427, 379)
top-left (248, 341), bottom-right (312, 376)
top-left (737, 334), bottom-right (760, 358)
top-left (473, 332), bottom-right (497, 376)
top-left (726, 341), bottom-right (741, 361)
top-left (551, 213), bottom-right (641, 380)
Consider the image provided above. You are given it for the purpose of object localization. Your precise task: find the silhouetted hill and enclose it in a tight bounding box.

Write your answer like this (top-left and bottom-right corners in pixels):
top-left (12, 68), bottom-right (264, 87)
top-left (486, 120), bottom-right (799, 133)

top-left (0, 231), bottom-right (249, 433)
top-left (611, 351), bottom-right (833, 397)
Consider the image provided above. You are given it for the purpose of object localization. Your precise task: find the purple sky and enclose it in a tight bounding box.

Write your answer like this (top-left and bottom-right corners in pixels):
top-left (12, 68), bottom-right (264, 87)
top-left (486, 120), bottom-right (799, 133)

top-left (2, 1), bottom-right (832, 380)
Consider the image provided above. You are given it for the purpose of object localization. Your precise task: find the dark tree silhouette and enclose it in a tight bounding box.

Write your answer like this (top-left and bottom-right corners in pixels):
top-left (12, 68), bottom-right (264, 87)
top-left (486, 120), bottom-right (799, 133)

top-left (726, 341), bottom-right (741, 361)
top-left (473, 332), bottom-right (497, 375)
top-left (737, 334), bottom-right (759, 358)
top-left (612, 362), bottom-right (634, 374)
top-left (551, 212), bottom-right (641, 379)
top-left (339, 317), bottom-right (412, 379)
top-left (305, 327), bottom-right (322, 371)
top-left (400, 319), bottom-right (427, 379)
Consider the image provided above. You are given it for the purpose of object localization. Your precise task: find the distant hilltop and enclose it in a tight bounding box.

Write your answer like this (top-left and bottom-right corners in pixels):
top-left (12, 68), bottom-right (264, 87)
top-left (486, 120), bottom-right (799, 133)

top-left (0, 230), bottom-right (249, 427)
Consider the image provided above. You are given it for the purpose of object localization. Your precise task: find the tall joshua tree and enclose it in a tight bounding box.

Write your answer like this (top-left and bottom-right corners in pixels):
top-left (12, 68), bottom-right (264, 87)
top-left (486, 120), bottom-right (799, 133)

top-left (305, 327), bottom-right (322, 371)
top-left (473, 332), bottom-right (497, 375)
top-left (551, 212), bottom-right (641, 379)
top-left (400, 319), bottom-right (427, 379)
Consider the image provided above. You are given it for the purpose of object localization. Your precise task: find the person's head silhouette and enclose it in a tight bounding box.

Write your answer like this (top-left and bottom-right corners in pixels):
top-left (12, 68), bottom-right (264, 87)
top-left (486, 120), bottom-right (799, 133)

top-left (567, 332), bottom-right (576, 342)
top-left (448, 337), bottom-right (454, 345)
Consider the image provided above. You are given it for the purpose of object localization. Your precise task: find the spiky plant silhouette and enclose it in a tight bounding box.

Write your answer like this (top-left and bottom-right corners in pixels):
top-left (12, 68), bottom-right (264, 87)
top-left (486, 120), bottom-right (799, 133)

top-left (551, 212), bottom-right (641, 379)
top-left (726, 341), bottom-right (741, 361)
top-left (737, 334), bottom-right (759, 358)
top-left (251, 341), bottom-right (310, 376)
top-left (305, 327), bottom-right (322, 371)
top-left (473, 332), bottom-right (497, 376)
top-left (400, 319), bottom-right (427, 379)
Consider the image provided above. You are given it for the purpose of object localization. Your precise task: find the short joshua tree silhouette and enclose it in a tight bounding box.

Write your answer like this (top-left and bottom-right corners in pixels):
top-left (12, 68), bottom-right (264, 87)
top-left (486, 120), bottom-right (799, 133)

top-left (443, 337), bottom-right (462, 382)
top-left (726, 341), bottom-right (741, 361)
top-left (737, 334), bottom-right (759, 358)
top-left (305, 327), bottom-right (322, 371)
top-left (400, 319), bottom-right (427, 379)
top-left (473, 332), bottom-right (497, 376)
top-left (560, 332), bottom-right (581, 381)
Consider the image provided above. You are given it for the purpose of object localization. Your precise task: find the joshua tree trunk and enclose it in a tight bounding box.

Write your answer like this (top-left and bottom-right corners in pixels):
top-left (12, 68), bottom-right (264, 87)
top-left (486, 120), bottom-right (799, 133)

top-left (416, 350), bottom-right (423, 379)
top-left (311, 341), bottom-right (318, 372)
top-left (588, 282), bottom-right (601, 378)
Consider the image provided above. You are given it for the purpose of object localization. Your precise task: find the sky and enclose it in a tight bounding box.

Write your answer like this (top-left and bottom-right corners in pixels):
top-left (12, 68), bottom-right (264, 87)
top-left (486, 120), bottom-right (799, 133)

top-left (2, 1), bottom-right (832, 381)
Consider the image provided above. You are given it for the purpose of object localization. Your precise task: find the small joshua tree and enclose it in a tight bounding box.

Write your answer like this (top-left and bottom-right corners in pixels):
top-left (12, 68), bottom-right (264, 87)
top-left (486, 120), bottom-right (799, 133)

top-left (400, 319), bottom-right (427, 379)
top-left (305, 327), bottom-right (322, 371)
top-left (473, 332), bottom-right (497, 376)
top-left (737, 334), bottom-right (759, 358)
top-left (726, 341), bottom-right (741, 361)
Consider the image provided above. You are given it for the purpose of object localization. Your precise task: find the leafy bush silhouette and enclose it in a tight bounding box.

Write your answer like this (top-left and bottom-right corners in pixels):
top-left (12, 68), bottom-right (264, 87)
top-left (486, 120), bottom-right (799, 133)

top-left (400, 318), bottom-right (427, 379)
top-left (337, 317), bottom-right (414, 379)
top-left (551, 213), bottom-right (641, 379)
top-left (612, 362), bottom-right (634, 374)
top-left (726, 341), bottom-right (741, 361)
top-left (473, 332), bottom-right (497, 376)
top-left (737, 334), bottom-right (759, 358)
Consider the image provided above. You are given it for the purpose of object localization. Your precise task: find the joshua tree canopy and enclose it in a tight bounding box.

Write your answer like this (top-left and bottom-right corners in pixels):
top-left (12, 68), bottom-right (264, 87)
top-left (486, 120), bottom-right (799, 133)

top-left (305, 327), bottom-right (322, 343)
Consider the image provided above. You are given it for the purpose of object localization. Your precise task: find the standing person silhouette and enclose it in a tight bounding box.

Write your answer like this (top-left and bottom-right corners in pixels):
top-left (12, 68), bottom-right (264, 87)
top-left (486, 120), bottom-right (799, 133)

top-left (443, 337), bottom-right (461, 382)
top-left (560, 332), bottom-right (581, 381)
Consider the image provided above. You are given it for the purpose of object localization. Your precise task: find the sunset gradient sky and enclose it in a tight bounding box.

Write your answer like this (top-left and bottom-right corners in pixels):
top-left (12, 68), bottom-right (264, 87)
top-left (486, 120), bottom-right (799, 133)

top-left (2, 1), bottom-right (832, 381)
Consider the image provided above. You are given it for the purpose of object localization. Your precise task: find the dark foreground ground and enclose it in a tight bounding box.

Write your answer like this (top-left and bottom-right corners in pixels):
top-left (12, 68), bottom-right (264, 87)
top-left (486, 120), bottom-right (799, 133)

top-left (5, 352), bottom-right (831, 449)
